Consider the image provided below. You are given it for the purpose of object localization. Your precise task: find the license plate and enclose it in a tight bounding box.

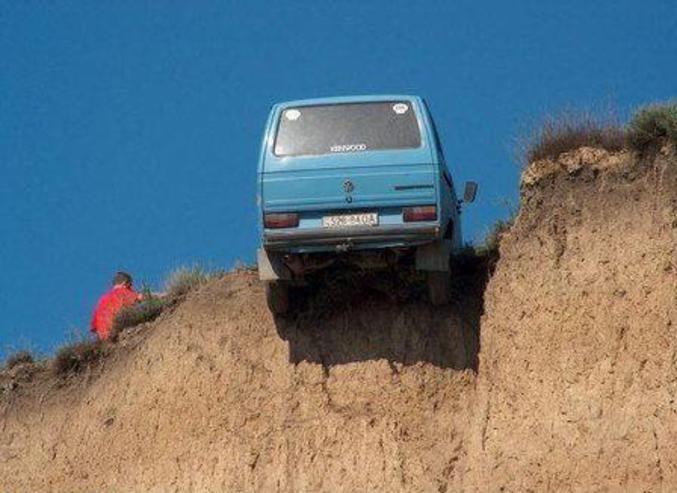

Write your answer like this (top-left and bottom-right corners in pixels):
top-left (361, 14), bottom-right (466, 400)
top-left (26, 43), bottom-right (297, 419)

top-left (322, 212), bottom-right (378, 228)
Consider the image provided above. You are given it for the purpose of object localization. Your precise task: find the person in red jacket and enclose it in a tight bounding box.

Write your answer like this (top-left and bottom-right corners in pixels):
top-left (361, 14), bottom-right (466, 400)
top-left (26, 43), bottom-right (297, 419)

top-left (91, 271), bottom-right (143, 341)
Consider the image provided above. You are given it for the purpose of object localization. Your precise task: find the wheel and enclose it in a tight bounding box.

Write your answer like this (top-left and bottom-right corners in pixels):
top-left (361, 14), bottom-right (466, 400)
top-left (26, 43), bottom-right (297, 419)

top-left (265, 281), bottom-right (290, 315)
top-left (427, 271), bottom-right (451, 305)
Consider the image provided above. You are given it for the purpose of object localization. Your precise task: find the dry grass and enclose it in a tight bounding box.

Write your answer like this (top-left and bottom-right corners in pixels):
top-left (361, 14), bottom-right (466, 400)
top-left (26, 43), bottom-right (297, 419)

top-left (106, 266), bottom-right (225, 338)
top-left (39, 266), bottom-right (225, 378)
top-left (627, 101), bottom-right (677, 153)
top-left (3, 350), bottom-right (34, 370)
top-left (165, 265), bottom-right (217, 299)
top-left (52, 339), bottom-right (104, 376)
top-left (521, 110), bottom-right (625, 165)
top-left (522, 102), bottom-right (677, 165)
top-left (231, 259), bottom-right (256, 272)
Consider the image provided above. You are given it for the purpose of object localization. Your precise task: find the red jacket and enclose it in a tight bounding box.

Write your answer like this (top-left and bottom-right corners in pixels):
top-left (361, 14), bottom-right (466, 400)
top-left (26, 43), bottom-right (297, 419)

top-left (91, 285), bottom-right (140, 340)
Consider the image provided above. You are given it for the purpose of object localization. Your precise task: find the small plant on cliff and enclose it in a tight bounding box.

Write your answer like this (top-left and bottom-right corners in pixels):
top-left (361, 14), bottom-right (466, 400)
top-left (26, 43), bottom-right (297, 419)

top-left (111, 266), bottom-right (223, 336)
top-left (164, 265), bottom-right (215, 299)
top-left (477, 218), bottom-right (513, 258)
top-left (522, 110), bottom-right (625, 165)
top-left (231, 258), bottom-right (256, 273)
top-left (3, 350), bottom-right (34, 370)
top-left (627, 101), bottom-right (677, 153)
top-left (112, 296), bottom-right (167, 335)
top-left (52, 339), bottom-right (103, 376)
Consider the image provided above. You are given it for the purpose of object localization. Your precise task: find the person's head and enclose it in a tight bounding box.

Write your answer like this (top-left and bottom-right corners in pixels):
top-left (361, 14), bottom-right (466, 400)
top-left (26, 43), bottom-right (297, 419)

top-left (112, 271), bottom-right (133, 288)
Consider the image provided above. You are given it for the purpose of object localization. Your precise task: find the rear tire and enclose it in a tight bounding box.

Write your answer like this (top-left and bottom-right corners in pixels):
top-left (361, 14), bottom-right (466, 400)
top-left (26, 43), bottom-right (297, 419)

top-left (265, 281), bottom-right (290, 315)
top-left (427, 271), bottom-right (451, 306)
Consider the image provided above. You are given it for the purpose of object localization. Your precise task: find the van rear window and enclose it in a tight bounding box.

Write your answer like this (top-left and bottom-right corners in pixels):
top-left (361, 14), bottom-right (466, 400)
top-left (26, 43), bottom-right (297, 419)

top-left (274, 101), bottom-right (421, 157)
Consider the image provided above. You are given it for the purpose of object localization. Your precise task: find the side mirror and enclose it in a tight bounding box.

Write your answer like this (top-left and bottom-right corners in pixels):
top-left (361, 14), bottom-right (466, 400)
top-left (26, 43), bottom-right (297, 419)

top-left (463, 181), bottom-right (478, 203)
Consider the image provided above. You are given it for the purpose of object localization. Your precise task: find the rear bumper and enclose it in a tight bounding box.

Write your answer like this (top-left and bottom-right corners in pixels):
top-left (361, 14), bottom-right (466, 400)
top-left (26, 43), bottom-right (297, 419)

top-left (263, 223), bottom-right (440, 250)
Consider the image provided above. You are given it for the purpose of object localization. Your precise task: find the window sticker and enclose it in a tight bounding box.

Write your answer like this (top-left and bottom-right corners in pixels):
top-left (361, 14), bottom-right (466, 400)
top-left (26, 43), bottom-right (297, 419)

top-left (330, 143), bottom-right (367, 153)
top-left (393, 103), bottom-right (409, 115)
top-left (285, 109), bottom-right (301, 121)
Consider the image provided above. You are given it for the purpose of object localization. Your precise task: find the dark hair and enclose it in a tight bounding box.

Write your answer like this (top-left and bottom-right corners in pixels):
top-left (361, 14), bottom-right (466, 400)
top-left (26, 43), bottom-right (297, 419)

top-left (112, 271), bottom-right (133, 286)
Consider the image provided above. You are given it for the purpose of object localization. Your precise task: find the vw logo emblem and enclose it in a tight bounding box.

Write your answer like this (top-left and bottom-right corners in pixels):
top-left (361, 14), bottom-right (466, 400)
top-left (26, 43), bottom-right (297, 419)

top-left (343, 180), bottom-right (354, 193)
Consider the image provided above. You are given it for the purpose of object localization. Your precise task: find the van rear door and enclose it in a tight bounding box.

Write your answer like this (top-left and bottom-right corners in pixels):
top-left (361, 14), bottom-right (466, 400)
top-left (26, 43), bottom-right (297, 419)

top-left (261, 100), bottom-right (436, 213)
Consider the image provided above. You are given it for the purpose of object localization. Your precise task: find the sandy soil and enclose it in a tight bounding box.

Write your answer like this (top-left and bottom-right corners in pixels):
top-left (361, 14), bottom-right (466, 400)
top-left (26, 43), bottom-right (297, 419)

top-left (465, 147), bottom-right (677, 491)
top-left (1, 147), bottom-right (675, 492)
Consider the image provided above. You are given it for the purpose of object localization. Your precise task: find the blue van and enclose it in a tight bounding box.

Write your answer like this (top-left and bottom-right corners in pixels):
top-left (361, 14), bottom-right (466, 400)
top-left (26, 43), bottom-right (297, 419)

top-left (257, 95), bottom-right (477, 314)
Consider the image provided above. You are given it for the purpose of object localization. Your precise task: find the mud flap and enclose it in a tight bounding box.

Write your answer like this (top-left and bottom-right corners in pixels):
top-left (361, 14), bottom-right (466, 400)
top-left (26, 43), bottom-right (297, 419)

top-left (415, 241), bottom-right (451, 272)
top-left (257, 248), bottom-right (292, 281)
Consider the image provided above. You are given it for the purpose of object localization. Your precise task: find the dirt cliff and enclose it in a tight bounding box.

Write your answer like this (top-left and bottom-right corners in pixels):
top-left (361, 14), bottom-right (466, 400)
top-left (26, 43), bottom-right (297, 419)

top-left (1, 147), bottom-right (675, 492)
top-left (0, 266), bottom-right (486, 492)
top-left (466, 146), bottom-right (677, 491)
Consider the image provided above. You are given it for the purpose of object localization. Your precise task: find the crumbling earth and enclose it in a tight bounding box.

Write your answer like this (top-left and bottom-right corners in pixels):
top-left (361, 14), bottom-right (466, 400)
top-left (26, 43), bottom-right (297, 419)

top-left (1, 147), bottom-right (675, 492)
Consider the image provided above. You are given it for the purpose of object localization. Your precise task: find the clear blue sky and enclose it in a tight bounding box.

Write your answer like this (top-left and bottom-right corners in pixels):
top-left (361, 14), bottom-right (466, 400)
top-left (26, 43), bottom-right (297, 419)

top-left (1, 1), bottom-right (675, 355)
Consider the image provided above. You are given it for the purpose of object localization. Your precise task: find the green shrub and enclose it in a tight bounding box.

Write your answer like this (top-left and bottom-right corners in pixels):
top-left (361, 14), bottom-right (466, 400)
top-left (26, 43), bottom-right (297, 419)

top-left (3, 350), bottom-right (34, 370)
top-left (522, 111), bottom-right (625, 165)
top-left (627, 101), bottom-right (677, 153)
top-left (52, 340), bottom-right (103, 376)
top-left (164, 265), bottom-right (214, 299)
top-left (112, 297), bottom-right (167, 334)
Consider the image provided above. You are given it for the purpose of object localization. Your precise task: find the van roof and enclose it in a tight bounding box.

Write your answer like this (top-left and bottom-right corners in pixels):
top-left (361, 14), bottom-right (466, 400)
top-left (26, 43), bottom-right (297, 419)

top-left (276, 94), bottom-right (421, 109)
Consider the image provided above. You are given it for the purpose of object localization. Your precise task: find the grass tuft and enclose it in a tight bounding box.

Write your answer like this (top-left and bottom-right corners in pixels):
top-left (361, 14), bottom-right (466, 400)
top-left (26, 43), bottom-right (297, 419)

top-left (110, 265), bottom-right (224, 336)
top-left (164, 265), bottom-right (214, 299)
top-left (231, 259), bottom-right (256, 272)
top-left (52, 340), bottom-right (103, 376)
top-left (4, 350), bottom-right (34, 370)
top-left (627, 101), bottom-right (677, 153)
top-left (522, 110), bottom-right (625, 165)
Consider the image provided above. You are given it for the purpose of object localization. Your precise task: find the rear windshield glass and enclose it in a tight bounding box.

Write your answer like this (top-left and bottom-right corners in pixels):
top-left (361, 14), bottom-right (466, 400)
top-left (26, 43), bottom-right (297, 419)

top-left (274, 101), bottom-right (421, 157)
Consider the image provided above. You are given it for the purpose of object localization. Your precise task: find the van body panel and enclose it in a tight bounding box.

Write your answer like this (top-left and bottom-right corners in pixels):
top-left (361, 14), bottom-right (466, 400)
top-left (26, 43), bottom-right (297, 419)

top-left (256, 95), bottom-right (462, 257)
top-left (262, 163), bottom-right (436, 212)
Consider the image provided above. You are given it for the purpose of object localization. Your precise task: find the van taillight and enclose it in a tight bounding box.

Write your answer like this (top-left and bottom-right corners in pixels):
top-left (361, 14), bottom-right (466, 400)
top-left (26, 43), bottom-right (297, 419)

top-left (403, 206), bottom-right (437, 222)
top-left (264, 213), bottom-right (299, 228)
